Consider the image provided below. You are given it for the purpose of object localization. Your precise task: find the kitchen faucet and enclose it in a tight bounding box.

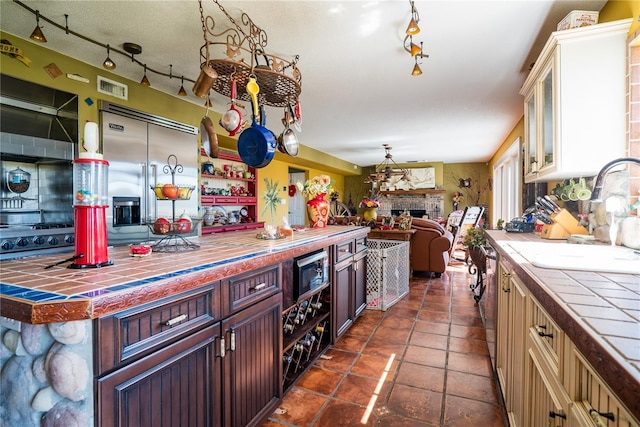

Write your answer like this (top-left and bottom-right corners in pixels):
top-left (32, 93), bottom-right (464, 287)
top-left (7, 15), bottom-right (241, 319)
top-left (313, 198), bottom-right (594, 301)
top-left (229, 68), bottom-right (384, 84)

top-left (590, 157), bottom-right (640, 202)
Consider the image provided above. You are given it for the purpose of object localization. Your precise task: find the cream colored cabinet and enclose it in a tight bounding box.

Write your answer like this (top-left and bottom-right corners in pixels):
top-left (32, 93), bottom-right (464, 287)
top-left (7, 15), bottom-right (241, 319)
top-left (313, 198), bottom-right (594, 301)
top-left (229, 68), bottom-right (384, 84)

top-left (520, 19), bottom-right (631, 183)
top-left (495, 260), bottom-right (527, 427)
top-left (568, 347), bottom-right (639, 427)
top-left (494, 253), bottom-right (639, 427)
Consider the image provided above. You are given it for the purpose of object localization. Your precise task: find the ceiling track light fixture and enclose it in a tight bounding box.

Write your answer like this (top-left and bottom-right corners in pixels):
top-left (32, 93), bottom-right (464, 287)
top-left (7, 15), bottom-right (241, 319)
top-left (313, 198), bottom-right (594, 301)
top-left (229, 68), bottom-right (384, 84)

top-left (102, 44), bottom-right (116, 70)
top-left (29, 9), bottom-right (47, 42)
top-left (405, 0), bottom-right (420, 35)
top-left (140, 64), bottom-right (150, 86)
top-left (403, 0), bottom-right (429, 76)
top-left (178, 77), bottom-right (187, 96)
top-left (13, 1), bottom-right (196, 89)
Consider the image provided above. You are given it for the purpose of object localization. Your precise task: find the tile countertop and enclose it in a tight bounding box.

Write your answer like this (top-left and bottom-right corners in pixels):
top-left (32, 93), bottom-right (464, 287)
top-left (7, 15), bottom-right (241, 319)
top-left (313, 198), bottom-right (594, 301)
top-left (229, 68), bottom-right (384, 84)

top-left (0, 226), bottom-right (369, 325)
top-left (485, 230), bottom-right (640, 421)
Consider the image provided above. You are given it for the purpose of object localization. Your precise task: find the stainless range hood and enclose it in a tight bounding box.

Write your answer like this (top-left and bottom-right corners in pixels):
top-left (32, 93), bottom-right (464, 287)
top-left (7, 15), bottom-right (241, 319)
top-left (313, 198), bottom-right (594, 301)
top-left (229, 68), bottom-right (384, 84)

top-left (0, 74), bottom-right (79, 145)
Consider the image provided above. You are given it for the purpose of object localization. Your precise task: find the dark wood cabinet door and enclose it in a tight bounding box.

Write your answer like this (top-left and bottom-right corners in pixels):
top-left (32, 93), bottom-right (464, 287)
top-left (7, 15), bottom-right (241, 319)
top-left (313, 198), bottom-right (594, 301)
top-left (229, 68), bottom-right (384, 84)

top-left (222, 293), bottom-right (282, 427)
top-left (333, 259), bottom-right (353, 340)
top-left (96, 324), bottom-right (222, 427)
top-left (353, 252), bottom-right (367, 317)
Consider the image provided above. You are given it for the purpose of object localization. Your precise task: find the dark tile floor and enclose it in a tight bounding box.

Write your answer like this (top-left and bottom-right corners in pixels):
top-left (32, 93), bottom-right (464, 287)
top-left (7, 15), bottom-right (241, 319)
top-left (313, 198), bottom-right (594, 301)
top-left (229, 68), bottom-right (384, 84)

top-left (261, 262), bottom-right (507, 427)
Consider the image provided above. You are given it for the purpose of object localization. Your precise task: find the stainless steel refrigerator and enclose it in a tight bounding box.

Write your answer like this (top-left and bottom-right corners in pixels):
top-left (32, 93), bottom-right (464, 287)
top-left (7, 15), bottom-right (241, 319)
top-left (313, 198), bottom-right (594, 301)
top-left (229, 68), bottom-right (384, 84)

top-left (100, 101), bottom-right (199, 246)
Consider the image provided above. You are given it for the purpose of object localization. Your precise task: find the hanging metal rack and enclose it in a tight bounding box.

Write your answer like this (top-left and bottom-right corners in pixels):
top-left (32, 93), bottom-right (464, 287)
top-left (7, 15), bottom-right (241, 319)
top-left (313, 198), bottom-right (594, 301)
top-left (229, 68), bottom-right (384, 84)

top-left (197, 0), bottom-right (302, 108)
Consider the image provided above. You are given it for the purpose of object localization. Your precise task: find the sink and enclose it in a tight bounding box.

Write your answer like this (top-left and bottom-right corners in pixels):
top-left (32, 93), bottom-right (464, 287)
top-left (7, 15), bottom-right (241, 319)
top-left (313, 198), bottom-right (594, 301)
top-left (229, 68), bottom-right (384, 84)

top-left (519, 242), bottom-right (640, 275)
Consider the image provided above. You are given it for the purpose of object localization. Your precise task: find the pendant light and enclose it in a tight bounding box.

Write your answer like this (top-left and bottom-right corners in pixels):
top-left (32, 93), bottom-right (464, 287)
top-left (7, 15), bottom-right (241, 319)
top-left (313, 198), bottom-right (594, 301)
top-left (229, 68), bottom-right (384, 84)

top-left (411, 57), bottom-right (423, 76)
top-left (102, 44), bottom-right (116, 70)
top-left (405, 1), bottom-right (420, 35)
top-left (140, 64), bottom-right (150, 86)
top-left (29, 10), bottom-right (47, 42)
top-left (178, 77), bottom-right (187, 96)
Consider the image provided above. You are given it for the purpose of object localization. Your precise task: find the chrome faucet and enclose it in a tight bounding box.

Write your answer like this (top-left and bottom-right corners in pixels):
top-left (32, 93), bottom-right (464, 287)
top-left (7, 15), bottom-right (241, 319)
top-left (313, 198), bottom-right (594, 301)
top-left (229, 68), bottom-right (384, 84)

top-left (590, 157), bottom-right (640, 202)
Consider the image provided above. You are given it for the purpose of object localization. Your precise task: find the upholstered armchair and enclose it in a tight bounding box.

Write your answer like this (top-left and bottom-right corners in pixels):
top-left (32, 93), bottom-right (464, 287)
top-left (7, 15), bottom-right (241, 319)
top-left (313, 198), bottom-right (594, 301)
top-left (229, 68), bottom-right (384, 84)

top-left (409, 218), bottom-right (454, 277)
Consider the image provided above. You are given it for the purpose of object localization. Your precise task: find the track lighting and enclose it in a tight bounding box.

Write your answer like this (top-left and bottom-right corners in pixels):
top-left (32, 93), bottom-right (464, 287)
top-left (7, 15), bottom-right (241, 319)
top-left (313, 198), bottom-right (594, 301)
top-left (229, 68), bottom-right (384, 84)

top-left (405, 1), bottom-right (420, 35)
top-left (403, 2), bottom-right (428, 75)
top-left (15, 4), bottom-right (197, 95)
top-left (102, 44), bottom-right (116, 70)
top-left (411, 57), bottom-right (423, 76)
top-left (178, 77), bottom-right (187, 96)
top-left (29, 10), bottom-right (47, 42)
top-left (140, 64), bottom-right (150, 86)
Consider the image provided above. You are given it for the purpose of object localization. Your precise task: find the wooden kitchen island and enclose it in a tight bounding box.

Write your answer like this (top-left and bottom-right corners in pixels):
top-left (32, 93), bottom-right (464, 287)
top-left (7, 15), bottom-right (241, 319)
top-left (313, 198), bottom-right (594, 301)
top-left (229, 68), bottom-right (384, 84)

top-left (0, 225), bottom-right (369, 427)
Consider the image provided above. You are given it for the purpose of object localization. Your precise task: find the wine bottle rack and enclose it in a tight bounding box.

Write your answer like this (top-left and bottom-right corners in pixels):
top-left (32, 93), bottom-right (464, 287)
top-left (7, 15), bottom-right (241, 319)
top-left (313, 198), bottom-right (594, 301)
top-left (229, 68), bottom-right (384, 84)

top-left (282, 286), bottom-right (331, 390)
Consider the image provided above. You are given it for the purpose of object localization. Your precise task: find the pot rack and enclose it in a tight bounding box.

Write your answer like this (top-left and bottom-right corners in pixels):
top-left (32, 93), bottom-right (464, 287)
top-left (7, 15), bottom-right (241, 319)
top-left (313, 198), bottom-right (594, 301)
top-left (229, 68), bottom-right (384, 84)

top-left (198, 0), bottom-right (302, 108)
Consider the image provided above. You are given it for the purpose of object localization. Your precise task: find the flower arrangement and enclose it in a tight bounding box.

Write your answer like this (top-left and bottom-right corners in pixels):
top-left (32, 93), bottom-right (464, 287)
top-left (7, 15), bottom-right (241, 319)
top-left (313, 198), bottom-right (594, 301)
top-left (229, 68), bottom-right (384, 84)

top-left (452, 191), bottom-right (464, 204)
top-left (296, 175), bottom-right (334, 200)
top-left (359, 187), bottom-right (381, 208)
top-left (452, 191), bottom-right (464, 210)
top-left (359, 197), bottom-right (380, 208)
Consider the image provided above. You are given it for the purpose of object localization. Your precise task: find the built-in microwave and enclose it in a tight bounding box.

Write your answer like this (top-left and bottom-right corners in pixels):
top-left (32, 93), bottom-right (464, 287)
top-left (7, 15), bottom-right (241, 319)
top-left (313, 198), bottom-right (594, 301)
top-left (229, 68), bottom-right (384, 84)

top-left (293, 249), bottom-right (329, 302)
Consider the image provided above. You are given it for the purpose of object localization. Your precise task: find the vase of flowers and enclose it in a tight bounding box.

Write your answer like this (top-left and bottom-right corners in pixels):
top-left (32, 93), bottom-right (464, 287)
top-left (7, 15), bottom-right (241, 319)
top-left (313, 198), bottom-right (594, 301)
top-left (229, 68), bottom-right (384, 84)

top-left (359, 190), bottom-right (381, 223)
top-left (297, 175), bottom-right (334, 228)
top-left (452, 191), bottom-right (464, 211)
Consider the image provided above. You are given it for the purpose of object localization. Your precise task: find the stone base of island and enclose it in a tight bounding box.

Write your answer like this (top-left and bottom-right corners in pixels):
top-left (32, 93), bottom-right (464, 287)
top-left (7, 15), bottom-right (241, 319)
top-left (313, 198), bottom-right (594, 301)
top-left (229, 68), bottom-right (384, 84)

top-left (0, 225), bottom-right (369, 427)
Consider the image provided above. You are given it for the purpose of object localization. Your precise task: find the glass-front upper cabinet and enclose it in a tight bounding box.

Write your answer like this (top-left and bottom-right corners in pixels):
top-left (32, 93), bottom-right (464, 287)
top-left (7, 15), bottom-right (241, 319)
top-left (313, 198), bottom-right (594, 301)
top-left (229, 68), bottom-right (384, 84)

top-left (523, 60), bottom-right (555, 180)
top-left (540, 65), bottom-right (554, 171)
top-left (519, 19), bottom-right (630, 183)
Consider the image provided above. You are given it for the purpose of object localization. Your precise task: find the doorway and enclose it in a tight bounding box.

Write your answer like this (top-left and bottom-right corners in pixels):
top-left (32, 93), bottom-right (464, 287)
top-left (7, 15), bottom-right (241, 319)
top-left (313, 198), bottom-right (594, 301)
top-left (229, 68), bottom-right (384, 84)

top-left (289, 168), bottom-right (306, 226)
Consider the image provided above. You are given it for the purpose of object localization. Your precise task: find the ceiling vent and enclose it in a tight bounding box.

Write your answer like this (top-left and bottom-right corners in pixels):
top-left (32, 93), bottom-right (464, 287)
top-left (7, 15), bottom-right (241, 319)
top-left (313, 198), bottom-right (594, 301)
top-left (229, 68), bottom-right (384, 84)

top-left (97, 76), bottom-right (128, 101)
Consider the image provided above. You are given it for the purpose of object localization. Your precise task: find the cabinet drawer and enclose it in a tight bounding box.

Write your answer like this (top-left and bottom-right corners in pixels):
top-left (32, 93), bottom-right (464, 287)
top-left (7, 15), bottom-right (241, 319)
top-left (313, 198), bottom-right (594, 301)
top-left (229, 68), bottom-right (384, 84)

top-left (570, 348), bottom-right (639, 427)
top-left (529, 295), bottom-right (564, 377)
top-left (335, 240), bottom-right (353, 263)
top-left (95, 284), bottom-right (220, 375)
top-left (355, 236), bottom-right (367, 254)
top-left (222, 264), bottom-right (280, 315)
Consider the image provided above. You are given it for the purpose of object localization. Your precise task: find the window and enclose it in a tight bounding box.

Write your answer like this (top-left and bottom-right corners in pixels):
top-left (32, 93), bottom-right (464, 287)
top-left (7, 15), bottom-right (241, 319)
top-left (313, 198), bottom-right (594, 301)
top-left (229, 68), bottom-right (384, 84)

top-left (492, 138), bottom-right (521, 227)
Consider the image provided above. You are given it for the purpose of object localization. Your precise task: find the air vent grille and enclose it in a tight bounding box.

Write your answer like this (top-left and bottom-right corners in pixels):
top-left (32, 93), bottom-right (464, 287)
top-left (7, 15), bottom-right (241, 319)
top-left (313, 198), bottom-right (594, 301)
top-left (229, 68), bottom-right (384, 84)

top-left (97, 76), bottom-right (128, 100)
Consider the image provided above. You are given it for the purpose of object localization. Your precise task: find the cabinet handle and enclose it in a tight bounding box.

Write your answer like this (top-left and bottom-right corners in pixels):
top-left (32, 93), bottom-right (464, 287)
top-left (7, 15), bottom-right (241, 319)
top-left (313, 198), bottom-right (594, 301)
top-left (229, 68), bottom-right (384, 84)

top-left (164, 314), bottom-right (187, 327)
top-left (536, 324), bottom-right (553, 339)
top-left (229, 328), bottom-right (236, 352)
top-left (548, 411), bottom-right (566, 420)
top-left (589, 409), bottom-right (615, 426)
top-left (250, 282), bottom-right (266, 292)
top-left (219, 336), bottom-right (226, 358)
